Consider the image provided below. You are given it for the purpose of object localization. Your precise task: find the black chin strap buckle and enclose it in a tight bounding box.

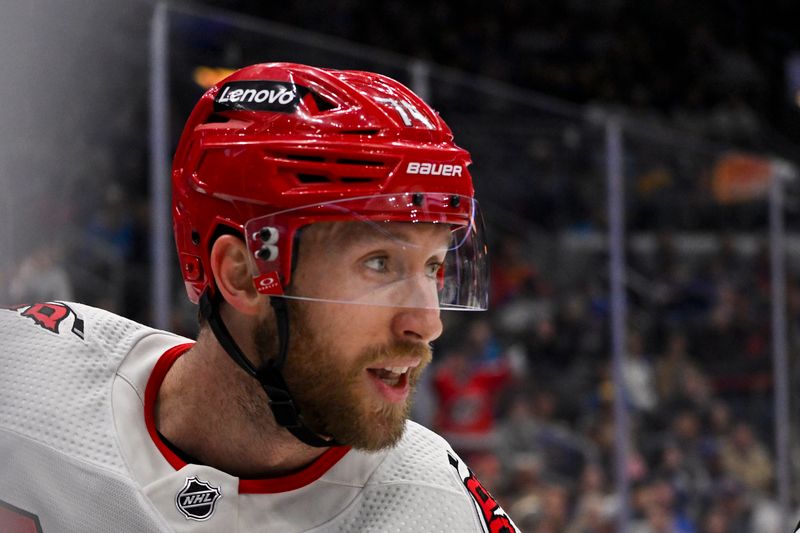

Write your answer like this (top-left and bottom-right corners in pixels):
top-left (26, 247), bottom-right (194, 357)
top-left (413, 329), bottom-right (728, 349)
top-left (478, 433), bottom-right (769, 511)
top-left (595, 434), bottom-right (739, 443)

top-left (267, 398), bottom-right (301, 429)
top-left (257, 363), bottom-right (301, 429)
top-left (256, 362), bottom-right (338, 447)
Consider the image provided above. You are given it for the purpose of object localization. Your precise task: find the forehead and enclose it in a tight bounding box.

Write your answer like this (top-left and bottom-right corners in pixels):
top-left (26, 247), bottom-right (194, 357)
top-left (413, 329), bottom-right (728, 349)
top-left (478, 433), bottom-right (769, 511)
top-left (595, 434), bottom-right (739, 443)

top-left (300, 221), bottom-right (453, 253)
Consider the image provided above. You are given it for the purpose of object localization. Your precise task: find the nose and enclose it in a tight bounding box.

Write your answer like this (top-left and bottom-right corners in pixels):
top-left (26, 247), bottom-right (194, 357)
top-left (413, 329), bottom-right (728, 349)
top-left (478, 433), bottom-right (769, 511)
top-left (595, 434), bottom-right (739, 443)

top-left (391, 305), bottom-right (443, 343)
top-left (385, 274), bottom-right (443, 342)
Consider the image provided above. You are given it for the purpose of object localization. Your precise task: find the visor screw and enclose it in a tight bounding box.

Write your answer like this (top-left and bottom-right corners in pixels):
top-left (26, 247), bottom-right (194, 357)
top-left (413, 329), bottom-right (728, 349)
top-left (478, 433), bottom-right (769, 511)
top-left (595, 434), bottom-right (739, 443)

top-left (259, 227), bottom-right (275, 242)
top-left (256, 244), bottom-right (279, 261)
top-left (412, 193), bottom-right (424, 206)
top-left (450, 195), bottom-right (460, 208)
top-left (191, 230), bottom-right (200, 245)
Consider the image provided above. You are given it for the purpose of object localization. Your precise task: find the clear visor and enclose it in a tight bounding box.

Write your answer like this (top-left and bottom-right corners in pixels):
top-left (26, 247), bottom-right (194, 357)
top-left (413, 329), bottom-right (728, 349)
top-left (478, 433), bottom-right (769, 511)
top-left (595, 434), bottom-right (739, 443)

top-left (244, 193), bottom-right (488, 311)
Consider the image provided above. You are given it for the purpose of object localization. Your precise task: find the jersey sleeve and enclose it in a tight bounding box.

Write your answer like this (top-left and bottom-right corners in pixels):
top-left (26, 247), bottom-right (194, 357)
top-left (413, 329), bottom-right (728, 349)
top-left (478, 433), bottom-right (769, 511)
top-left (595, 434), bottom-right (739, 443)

top-left (445, 448), bottom-right (520, 533)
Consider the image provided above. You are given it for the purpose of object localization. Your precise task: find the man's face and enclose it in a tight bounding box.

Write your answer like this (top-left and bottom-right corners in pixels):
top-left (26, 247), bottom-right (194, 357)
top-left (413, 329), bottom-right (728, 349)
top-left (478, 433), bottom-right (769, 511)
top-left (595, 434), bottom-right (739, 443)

top-left (256, 222), bottom-right (450, 450)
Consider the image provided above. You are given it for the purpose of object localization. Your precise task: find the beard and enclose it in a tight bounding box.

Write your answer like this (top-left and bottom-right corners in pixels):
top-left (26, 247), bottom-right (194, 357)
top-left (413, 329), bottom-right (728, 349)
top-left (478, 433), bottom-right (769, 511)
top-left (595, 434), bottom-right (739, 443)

top-left (254, 300), bottom-right (433, 451)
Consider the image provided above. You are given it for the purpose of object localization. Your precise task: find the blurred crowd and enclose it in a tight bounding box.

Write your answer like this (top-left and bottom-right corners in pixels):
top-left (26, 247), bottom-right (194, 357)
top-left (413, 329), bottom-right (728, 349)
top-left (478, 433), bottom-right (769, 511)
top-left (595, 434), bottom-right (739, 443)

top-left (203, 0), bottom-right (800, 148)
top-left (406, 228), bottom-right (800, 532)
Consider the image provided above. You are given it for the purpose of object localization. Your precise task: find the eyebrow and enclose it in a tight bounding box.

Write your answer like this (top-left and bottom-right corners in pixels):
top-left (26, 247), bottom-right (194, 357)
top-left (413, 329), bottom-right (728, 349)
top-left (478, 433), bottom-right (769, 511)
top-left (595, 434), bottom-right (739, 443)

top-left (315, 221), bottom-right (453, 252)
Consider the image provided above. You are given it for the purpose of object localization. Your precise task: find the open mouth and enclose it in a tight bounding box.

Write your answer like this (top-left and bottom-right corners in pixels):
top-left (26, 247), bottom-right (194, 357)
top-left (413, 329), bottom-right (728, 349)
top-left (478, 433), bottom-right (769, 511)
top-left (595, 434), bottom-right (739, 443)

top-left (364, 357), bottom-right (422, 403)
top-left (367, 366), bottom-right (410, 388)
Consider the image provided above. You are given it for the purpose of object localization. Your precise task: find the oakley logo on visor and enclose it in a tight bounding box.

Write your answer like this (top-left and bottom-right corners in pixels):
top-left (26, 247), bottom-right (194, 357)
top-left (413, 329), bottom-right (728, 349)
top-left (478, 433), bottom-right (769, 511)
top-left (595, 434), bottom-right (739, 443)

top-left (254, 273), bottom-right (283, 295)
top-left (214, 81), bottom-right (310, 112)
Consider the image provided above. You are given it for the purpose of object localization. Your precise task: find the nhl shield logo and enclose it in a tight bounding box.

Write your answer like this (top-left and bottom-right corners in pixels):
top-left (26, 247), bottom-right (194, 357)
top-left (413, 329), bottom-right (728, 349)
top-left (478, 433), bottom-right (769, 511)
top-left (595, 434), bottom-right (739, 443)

top-left (175, 476), bottom-right (222, 521)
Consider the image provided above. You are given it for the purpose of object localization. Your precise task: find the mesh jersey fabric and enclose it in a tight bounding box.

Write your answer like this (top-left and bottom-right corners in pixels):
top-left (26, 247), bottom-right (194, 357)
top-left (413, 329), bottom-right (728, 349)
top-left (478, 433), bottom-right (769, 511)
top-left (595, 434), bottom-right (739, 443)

top-left (0, 302), bottom-right (175, 532)
top-left (0, 302), bottom-right (518, 532)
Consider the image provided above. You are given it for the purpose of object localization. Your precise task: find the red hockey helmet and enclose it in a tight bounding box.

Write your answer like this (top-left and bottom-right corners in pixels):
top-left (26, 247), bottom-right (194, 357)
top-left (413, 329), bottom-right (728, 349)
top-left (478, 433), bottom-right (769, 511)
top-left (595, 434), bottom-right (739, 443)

top-left (172, 63), bottom-right (488, 310)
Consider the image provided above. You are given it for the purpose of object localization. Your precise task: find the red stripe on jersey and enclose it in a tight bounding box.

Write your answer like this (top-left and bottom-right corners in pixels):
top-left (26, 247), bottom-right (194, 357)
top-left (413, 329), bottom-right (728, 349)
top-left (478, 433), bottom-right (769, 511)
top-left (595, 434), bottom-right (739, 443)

top-left (238, 444), bottom-right (351, 494)
top-left (143, 342), bottom-right (351, 494)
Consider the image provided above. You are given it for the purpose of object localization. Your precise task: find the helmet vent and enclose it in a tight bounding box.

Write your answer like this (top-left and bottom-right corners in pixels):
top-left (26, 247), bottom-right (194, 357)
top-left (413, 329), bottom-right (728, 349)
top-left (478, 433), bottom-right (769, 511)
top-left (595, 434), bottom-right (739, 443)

top-left (311, 92), bottom-right (337, 112)
top-left (286, 154), bottom-right (325, 163)
top-left (205, 113), bottom-right (231, 124)
top-left (340, 129), bottom-right (380, 135)
top-left (296, 173), bottom-right (331, 183)
top-left (269, 150), bottom-right (393, 187)
top-left (336, 158), bottom-right (384, 167)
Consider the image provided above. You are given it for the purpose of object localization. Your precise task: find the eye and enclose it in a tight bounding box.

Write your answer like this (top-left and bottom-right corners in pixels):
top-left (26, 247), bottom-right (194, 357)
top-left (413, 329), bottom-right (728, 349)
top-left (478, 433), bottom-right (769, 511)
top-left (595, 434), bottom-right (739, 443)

top-left (425, 261), bottom-right (443, 279)
top-left (364, 256), bottom-right (388, 272)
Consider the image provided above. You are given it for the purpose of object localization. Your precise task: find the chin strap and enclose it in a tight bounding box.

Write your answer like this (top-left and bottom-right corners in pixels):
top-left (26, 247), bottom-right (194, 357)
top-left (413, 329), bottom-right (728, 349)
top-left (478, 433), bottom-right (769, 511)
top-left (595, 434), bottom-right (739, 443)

top-left (199, 290), bottom-right (337, 448)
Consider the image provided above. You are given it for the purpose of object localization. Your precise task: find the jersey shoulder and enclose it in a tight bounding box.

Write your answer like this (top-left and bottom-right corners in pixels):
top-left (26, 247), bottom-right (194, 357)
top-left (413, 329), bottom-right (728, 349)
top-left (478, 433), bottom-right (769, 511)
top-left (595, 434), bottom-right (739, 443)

top-left (373, 420), bottom-right (465, 487)
top-left (0, 300), bottom-right (164, 363)
top-left (0, 301), bottom-right (182, 472)
top-left (358, 421), bottom-right (520, 533)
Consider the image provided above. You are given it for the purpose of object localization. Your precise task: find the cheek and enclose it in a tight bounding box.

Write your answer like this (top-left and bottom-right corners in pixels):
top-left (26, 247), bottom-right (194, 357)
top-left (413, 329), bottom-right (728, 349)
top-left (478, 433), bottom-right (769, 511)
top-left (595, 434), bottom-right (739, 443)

top-left (308, 303), bottom-right (392, 356)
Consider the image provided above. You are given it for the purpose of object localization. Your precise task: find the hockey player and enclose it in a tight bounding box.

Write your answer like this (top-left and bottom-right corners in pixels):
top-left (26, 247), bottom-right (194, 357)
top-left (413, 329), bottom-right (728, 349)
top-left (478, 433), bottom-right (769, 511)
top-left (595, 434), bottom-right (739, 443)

top-left (0, 63), bottom-right (519, 532)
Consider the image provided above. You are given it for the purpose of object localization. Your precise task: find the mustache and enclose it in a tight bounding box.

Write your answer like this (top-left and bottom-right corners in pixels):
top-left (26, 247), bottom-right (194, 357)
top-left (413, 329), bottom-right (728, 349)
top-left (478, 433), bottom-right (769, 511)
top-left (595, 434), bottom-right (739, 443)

top-left (357, 340), bottom-right (433, 368)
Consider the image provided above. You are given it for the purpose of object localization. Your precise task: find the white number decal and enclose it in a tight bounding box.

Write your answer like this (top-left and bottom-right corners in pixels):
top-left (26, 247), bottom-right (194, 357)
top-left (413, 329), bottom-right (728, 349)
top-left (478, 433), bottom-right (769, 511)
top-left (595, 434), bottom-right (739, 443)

top-left (374, 97), bottom-right (434, 129)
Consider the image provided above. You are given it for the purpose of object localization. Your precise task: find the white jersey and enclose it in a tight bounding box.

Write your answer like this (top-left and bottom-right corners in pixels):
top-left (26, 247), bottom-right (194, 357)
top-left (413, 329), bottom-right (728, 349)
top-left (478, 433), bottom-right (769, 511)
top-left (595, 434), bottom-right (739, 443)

top-left (0, 302), bottom-right (518, 532)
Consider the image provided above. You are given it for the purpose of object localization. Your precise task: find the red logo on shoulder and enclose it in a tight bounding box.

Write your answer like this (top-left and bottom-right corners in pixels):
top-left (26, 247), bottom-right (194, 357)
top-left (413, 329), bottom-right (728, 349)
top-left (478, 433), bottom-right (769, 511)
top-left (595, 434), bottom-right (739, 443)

top-left (10, 302), bottom-right (85, 339)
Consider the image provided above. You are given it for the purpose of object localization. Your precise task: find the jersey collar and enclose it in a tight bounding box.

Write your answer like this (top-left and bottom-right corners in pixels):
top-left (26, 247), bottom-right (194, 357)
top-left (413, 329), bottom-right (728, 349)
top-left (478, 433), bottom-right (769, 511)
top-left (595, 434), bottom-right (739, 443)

top-left (143, 342), bottom-right (351, 494)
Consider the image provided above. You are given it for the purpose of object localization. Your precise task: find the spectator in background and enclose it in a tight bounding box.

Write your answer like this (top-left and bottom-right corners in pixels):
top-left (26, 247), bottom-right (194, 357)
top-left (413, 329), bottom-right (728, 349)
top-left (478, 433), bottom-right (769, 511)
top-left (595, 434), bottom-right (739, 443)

top-left (707, 478), bottom-right (751, 533)
top-left (653, 440), bottom-right (710, 524)
top-left (8, 245), bottom-right (73, 303)
top-left (534, 483), bottom-right (572, 532)
top-left (666, 410), bottom-right (711, 499)
top-left (718, 421), bottom-right (773, 494)
top-left (432, 318), bottom-right (515, 452)
top-left (83, 183), bottom-right (136, 261)
top-left (494, 391), bottom-right (545, 468)
top-left (675, 366), bottom-right (715, 416)
top-left (748, 492), bottom-right (783, 533)
top-left (705, 400), bottom-right (733, 442)
top-left (622, 331), bottom-right (658, 413)
top-left (654, 331), bottom-right (698, 406)
top-left (503, 453), bottom-right (544, 530)
top-left (490, 233), bottom-right (540, 308)
top-left (75, 183), bottom-right (137, 313)
top-left (699, 506), bottom-right (730, 533)
top-left (630, 478), bottom-right (695, 533)
top-left (496, 388), bottom-right (591, 482)
top-left (566, 462), bottom-right (616, 533)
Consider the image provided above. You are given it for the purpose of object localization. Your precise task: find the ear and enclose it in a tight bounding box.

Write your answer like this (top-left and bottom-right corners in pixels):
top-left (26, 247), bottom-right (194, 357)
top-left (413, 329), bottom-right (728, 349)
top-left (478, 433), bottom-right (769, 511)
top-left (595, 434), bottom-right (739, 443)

top-left (209, 234), bottom-right (262, 316)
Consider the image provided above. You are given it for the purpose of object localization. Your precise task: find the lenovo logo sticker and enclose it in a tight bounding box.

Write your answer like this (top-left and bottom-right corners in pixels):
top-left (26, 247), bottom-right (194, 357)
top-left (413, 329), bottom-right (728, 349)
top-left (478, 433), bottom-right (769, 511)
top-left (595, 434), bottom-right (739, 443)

top-left (214, 81), bottom-right (309, 112)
